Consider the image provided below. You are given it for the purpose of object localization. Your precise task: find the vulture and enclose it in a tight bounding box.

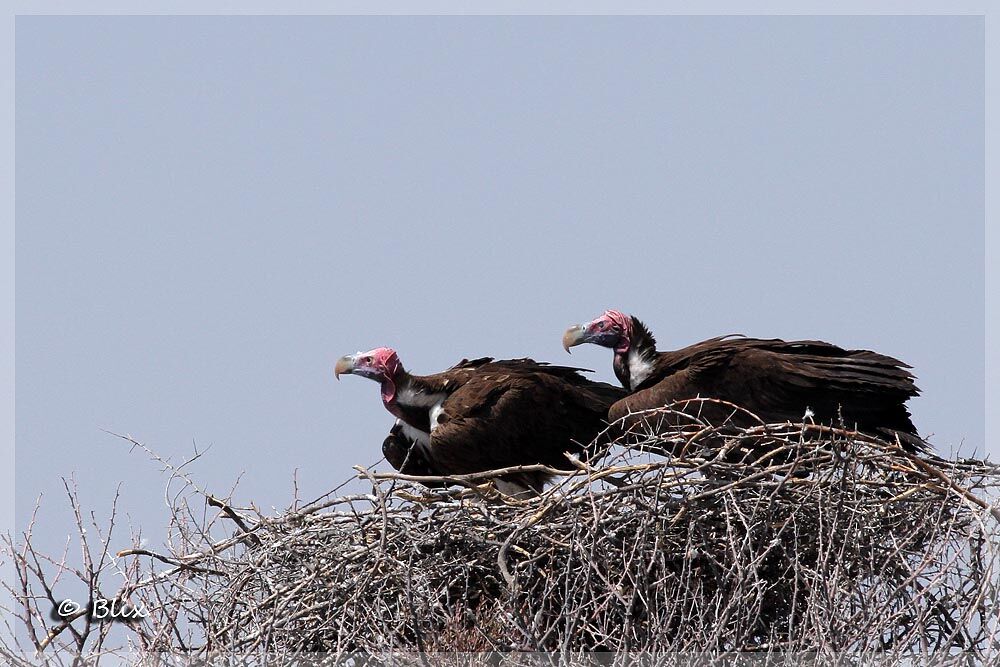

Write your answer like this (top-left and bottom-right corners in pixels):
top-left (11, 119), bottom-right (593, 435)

top-left (562, 310), bottom-right (928, 452)
top-left (335, 347), bottom-right (625, 495)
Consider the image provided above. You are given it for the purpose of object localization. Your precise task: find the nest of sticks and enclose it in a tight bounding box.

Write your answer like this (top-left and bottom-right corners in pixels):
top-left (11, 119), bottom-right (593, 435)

top-left (8, 402), bottom-right (1000, 665)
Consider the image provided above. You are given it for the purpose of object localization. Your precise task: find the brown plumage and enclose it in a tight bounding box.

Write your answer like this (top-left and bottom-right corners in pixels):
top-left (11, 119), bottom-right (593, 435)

top-left (563, 310), bottom-right (927, 453)
top-left (336, 349), bottom-right (625, 494)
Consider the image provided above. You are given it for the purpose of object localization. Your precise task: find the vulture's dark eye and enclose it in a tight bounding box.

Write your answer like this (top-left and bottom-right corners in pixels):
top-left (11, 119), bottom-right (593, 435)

top-left (363, 356), bottom-right (372, 364)
top-left (598, 322), bottom-right (607, 330)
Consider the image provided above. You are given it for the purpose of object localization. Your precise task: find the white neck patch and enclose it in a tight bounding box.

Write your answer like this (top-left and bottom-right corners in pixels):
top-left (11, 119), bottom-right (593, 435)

top-left (396, 385), bottom-right (448, 439)
top-left (627, 348), bottom-right (655, 390)
top-left (397, 385), bottom-right (447, 409)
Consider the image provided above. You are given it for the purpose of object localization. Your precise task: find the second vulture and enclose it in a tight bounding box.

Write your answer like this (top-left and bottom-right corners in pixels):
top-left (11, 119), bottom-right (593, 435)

top-left (335, 347), bottom-right (625, 495)
top-left (563, 310), bottom-right (928, 452)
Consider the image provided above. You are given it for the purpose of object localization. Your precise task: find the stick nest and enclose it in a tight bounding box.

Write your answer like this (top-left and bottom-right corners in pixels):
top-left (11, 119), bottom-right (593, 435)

top-left (14, 404), bottom-right (1000, 664)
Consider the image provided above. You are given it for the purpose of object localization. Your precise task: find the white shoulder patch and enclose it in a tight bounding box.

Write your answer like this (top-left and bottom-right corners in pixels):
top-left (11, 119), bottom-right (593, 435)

top-left (398, 420), bottom-right (430, 446)
top-left (428, 401), bottom-right (446, 432)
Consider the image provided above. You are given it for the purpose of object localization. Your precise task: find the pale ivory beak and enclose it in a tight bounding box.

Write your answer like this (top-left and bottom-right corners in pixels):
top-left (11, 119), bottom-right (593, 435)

top-left (562, 324), bottom-right (587, 353)
top-left (334, 354), bottom-right (356, 380)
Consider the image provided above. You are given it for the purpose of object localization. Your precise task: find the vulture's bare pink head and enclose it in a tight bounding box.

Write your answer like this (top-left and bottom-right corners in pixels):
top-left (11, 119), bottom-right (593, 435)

top-left (335, 347), bottom-right (405, 403)
top-left (562, 310), bottom-right (634, 354)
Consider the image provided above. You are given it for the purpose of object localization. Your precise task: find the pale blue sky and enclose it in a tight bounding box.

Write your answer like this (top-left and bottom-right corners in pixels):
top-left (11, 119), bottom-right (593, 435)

top-left (16, 16), bottom-right (985, 557)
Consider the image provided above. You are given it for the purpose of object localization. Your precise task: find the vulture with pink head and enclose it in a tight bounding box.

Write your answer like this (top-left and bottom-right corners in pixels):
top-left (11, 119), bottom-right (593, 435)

top-left (335, 348), bottom-right (625, 495)
top-left (563, 310), bottom-right (928, 452)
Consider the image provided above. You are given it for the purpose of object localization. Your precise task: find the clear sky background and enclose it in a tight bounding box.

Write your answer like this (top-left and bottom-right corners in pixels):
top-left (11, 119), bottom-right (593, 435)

top-left (16, 16), bottom-right (985, 560)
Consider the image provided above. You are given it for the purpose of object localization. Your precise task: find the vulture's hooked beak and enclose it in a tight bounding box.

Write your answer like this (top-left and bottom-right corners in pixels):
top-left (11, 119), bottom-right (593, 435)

top-left (562, 324), bottom-right (587, 353)
top-left (334, 354), bottom-right (356, 380)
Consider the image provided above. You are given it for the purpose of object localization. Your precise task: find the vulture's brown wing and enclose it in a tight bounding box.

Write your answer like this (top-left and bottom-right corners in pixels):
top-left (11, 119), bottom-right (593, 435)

top-left (762, 342), bottom-right (918, 398)
top-left (609, 345), bottom-right (734, 422)
top-left (734, 343), bottom-right (920, 438)
top-left (475, 358), bottom-right (598, 382)
top-left (447, 356), bottom-right (495, 370)
top-left (611, 338), bottom-right (920, 446)
top-left (412, 357), bottom-right (497, 395)
top-left (427, 371), bottom-right (620, 482)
